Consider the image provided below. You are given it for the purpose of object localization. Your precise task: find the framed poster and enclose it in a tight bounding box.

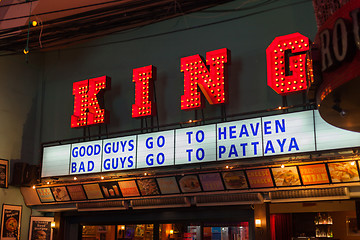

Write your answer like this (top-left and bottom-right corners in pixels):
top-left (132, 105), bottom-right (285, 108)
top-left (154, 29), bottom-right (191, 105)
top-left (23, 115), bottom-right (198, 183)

top-left (298, 164), bottom-right (329, 185)
top-left (222, 171), bottom-right (248, 190)
top-left (156, 177), bottom-right (180, 194)
top-left (328, 161), bottom-right (359, 183)
top-left (1, 204), bottom-right (22, 240)
top-left (66, 185), bottom-right (87, 201)
top-left (137, 179), bottom-right (160, 196)
top-left (271, 166), bottom-right (301, 187)
top-left (36, 188), bottom-right (55, 203)
top-left (99, 182), bottom-right (121, 198)
top-left (0, 159), bottom-right (8, 188)
top-left (83, 183), bottom-right (104, 200)
top-left (28, 216), bottom-right (54, 240)
top-left (199, 173), bottom-right (224, 191)
top-left (118, 180), bottom-right (140, 197)
top-left (246, 168), bottom-right (274, 188)
top-left (51, 186), bottom-right (70, 202)
top-left (178, 175), bottom-right (201, 193)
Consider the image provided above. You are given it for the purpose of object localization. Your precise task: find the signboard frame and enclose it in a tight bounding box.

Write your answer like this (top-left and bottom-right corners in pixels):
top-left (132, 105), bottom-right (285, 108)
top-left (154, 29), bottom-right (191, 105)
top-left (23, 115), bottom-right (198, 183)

top-left (28, 216), bottom-right (54, 240)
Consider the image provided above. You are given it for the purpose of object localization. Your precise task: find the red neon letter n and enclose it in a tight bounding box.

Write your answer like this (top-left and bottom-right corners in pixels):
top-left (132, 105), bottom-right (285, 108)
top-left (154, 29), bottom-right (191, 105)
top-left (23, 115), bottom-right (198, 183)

top-left (181, 48), bottom-right (230, 110)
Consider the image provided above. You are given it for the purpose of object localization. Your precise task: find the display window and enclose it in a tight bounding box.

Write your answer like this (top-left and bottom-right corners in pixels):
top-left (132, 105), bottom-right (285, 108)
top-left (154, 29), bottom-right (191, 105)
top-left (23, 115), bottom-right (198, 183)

top-left (81, 222), bottom-right (249, 240)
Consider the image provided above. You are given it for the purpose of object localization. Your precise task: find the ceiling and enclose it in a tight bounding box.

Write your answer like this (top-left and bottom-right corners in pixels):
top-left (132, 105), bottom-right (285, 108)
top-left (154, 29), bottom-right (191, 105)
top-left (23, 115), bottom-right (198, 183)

top-left (0, 0), bottom-right (233, 54)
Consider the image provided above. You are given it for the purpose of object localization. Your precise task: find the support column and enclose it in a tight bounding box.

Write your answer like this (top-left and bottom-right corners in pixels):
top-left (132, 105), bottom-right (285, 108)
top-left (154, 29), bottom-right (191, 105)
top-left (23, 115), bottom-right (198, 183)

top-left (254, 203), bottom-right (271, 240)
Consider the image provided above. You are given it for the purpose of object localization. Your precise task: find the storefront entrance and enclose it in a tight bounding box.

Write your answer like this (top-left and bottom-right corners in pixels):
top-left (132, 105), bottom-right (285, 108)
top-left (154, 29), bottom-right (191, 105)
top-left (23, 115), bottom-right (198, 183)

top-left (61, 206), bottom-right (254, 240)
top-left (81, 222), bottom-right (250, 240)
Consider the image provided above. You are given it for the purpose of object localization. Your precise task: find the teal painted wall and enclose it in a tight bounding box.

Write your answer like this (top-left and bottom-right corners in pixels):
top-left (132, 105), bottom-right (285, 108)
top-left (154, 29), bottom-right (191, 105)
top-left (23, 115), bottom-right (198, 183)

top-left (0, 53), bottom-right (43, 239)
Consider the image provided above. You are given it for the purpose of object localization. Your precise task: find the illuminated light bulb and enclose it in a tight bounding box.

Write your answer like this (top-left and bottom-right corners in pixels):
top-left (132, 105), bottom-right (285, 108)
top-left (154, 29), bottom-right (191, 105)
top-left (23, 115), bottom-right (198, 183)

top-left (23, 49), bottom-right (29, 54)
top-left (47, 182), bottom-right (50, 185)
top-left (144, 172), bottom-right (148, 176)
top-left (225, 165), bottom-right (229, 169)
top-left (278, 106), bottom-right (282, 110)
top-left (101, 176), bottom-right (104, 180)
top-left (32, 185), bottom-right (36, 189)
top-left (32, 21), bottom-right (38, 27)
top-left (74, 177), bottom-right (77, 180)
top-left (281, 164), bottom-right (285, 168)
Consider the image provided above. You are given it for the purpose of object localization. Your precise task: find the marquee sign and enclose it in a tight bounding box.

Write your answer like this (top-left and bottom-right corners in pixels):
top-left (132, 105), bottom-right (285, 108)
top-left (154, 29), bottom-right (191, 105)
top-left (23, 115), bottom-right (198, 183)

top-left (42, 110), bottom-right (360, 178)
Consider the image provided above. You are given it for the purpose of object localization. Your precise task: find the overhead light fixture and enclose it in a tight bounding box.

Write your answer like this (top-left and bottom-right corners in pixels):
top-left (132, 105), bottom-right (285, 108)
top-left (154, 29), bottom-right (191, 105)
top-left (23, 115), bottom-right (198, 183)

top-left (51, 221), bottom-right (56, 229)
top-left (255, 219), bottom-right (262, 228)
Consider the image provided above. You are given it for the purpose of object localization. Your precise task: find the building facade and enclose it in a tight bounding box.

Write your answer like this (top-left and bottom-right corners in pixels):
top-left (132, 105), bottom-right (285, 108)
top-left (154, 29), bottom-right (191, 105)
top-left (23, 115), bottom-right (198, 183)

top-left (1, 0), bottom-right (360, 240)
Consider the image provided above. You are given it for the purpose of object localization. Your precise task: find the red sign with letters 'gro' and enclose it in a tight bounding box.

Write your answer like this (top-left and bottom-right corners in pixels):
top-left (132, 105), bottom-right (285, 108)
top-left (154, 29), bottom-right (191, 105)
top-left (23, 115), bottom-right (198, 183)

top-left (71, 76), bottom-right (111, 128)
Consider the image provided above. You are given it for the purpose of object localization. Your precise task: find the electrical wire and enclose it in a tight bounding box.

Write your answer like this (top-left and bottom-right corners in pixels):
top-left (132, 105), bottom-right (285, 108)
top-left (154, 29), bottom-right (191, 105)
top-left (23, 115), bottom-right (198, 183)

top-left (0, 0), bottom-right (38, 8)
top-left (0, 0), bottom-right (154, 22)
top-left (0, 0), bottom-right (312, 55)
top-left (48, 0), bottom-right (312, 51)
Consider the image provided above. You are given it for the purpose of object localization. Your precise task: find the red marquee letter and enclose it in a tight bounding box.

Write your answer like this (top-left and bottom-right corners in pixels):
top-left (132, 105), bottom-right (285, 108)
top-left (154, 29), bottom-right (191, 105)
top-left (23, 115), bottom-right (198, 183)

top-left (181, 48), bottom-right (230, 110)
top-left (71, 76), bottom-right (111, 128)
top-left (132, 65), bottom-right (156, 118)
top-left (266, 33), bottom-right (310, 95)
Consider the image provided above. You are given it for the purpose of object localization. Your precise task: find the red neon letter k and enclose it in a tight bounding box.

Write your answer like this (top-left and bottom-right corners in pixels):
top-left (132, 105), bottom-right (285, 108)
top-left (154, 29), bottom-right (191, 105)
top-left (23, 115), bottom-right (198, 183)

top-left (71, 76), bottom-right (111, 128)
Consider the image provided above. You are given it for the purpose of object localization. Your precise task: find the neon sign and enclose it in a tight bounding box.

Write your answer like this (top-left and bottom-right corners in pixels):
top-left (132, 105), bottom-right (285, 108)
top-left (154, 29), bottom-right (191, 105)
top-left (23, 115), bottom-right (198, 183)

top-left (180, 48), bottom-right (230, 110)
top-left (266, 33), bottom-right (309, 95)
top-left (71, 76), bottom-right (111, 128)
top-left (132, 65), bottom-right (156, 118)
top-left (71, 39), bottom-right (313, 128)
